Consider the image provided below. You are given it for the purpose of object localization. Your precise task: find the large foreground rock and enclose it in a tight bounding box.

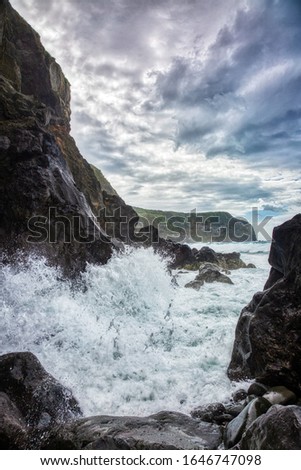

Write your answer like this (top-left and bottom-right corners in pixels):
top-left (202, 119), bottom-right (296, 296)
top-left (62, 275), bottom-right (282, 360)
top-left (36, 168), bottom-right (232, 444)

top-left (240, 405), bottom-right (301, 450)
top-left (0, 352), bottom-right (81, 448)
top-left (265, 213), bottom-right (301, 288)
top-left (228, 214), bottom-right (301, 392)
top-left (0, 392), bottom-right (28, 449)
top-left (43, 411), bottom-right (222, 450)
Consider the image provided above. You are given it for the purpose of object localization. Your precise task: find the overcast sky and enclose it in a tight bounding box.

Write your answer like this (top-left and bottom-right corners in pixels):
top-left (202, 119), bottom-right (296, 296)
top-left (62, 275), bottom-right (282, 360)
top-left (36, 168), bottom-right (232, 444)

top-left (12, 0), bottom-right (301, 221)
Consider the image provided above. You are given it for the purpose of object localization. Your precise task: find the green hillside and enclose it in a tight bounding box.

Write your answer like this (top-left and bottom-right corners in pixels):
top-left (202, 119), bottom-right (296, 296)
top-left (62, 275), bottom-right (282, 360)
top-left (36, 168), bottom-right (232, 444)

top-left (134, 207), bottom-right (256, 243)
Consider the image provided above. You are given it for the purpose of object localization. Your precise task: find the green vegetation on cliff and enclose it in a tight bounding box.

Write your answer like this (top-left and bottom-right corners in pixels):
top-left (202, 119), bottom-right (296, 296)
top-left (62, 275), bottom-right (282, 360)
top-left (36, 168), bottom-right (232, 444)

top-left (134, 207), bottom-right (256, 243)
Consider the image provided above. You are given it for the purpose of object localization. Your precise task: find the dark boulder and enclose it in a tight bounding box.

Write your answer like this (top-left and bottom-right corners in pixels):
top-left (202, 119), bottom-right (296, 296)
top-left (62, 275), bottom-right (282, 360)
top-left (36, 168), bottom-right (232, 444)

top-left (0, 352), bottom-right (81, 442)
top-left (240, 405), bottom-right (301, 450)
top-left (247, 382), bottom-right (269, 397)
top-left (185, 263), bottom-right (233, 290)
top-left (228, 273), bottom-right (301, 391)
top-left (216, 252), bottom-right (248, 270)
top-left (228, 215), bottom-right (301, 393)
top-left (43, 411), bottom-right (222, 450)
top-left (191, 402), bottom-right (232, 424)
top-left (0, 392), bottom-right (28, 449)
top-left (224, 397), bottom-right (271, 449)
top-left (183, 249), bottom-right (251, 272)
top-left (265, 214), bottom-right (301, 289)
top-left (195, 246), bottom-right (219, 264)
top-left (232, 389), bottom-right (248, 402)
top-left (136, 225), bottom-right (196, 269)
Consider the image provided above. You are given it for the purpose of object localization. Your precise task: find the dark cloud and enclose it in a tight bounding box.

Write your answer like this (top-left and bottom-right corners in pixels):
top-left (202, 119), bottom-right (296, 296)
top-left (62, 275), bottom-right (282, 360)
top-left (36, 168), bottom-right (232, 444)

top-left (152, 0), bottom-right (301, 175)
top-left (11, 0), bottom-right (301, 215)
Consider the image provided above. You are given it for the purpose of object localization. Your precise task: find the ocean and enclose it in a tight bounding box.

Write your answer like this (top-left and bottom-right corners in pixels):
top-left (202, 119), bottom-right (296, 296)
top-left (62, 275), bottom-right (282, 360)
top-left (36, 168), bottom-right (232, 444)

top-left (0, 241), bottom-right (270, 417)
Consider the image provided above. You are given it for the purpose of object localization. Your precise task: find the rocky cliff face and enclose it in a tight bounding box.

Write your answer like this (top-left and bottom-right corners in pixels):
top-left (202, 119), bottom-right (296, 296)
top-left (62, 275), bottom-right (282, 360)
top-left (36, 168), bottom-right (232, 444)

top-left (0, 0), bottom-right (70, 129)
top-left (228, 214), bottom-right (301, 393)
top-left (0, 0), bottom-right (137, 274)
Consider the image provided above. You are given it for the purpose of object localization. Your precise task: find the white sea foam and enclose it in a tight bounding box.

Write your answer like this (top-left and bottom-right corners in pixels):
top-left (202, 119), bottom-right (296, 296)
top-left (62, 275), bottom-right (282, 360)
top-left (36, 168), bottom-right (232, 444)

top-left (0, 242), bottom-right (270, 416)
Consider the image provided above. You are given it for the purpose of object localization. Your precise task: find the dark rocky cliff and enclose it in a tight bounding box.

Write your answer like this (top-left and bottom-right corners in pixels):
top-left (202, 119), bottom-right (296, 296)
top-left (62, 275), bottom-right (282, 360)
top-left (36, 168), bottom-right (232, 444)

top-left (0, 0), bottom-right (137, 274)
top-left (228, 214), bottom-right (301, 393)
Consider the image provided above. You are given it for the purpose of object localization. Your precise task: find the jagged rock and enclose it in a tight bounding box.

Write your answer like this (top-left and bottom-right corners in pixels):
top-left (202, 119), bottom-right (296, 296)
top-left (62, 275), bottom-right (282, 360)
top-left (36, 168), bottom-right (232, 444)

top-left (0, 392), bottom-right (28, 449)
top-left (0, 352), bottom-right (81, 435)
top-left (227, 215), bottom-right (301, 392)
top-left (183, 248), bottom-right (251, 271)
top-left (216, 252), bottom-right (248, 270)
top-left (0, 0), bottom-right (70, 128)
top-left (262, 386), bottom-right (297, 406)
top-left (195, 246), bottom-right (219, 264)
top-left (240, 405), bottom-right (301, 450)
top-left (137, 225), bottom-right (197, 269)
top-left (224, 397), bottom-right (271, 449)
top-left (43, 411), bottom-right (222, 450)
top-left (161, 241), bottom-right (197, 270)
top-left (185, 263), bottom-right (233, 290)
top-left (265, 214), bottom-right (301, 288)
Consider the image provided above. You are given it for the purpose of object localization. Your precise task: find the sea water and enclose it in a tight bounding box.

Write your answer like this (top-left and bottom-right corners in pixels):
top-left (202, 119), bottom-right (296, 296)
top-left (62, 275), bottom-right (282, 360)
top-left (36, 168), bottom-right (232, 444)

top-left (0, 242), bottom-right (270, 416)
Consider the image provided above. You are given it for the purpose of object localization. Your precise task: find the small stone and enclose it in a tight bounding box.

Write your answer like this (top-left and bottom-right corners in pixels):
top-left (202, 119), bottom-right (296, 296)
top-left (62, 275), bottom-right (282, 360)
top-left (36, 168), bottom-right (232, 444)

top-left (248, 382), bottom-right (269, 397)
top-left (232, 389), bottom-right (248, 402)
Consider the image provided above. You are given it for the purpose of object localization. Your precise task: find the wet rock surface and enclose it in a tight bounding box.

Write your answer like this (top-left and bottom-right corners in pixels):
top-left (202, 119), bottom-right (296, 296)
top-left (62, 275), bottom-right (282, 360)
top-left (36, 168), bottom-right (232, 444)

top-left (191, 403), bottom-right (234, 425)
top-left (182, 247), bottom-right (251, 271)
top-left (185, 263), bottom-right (233, 290)
top-left (43, 411), bottom-right (222, 450)
top-left (240, 405), bottom-right (301, 450)
top-left (228, 215), bottom-right (301, 392)
top-left (224, 397), bottom-right (271, 449)
top-left (0, 392), bottom-right (28, 449)
top-left (0, 352), bottom-right (82, 449)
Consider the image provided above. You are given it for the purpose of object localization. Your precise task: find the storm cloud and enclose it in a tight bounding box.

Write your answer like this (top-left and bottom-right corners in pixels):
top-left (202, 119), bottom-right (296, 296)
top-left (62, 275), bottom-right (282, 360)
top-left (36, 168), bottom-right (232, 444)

top-left (11, 0), bottom-right (301, 217)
